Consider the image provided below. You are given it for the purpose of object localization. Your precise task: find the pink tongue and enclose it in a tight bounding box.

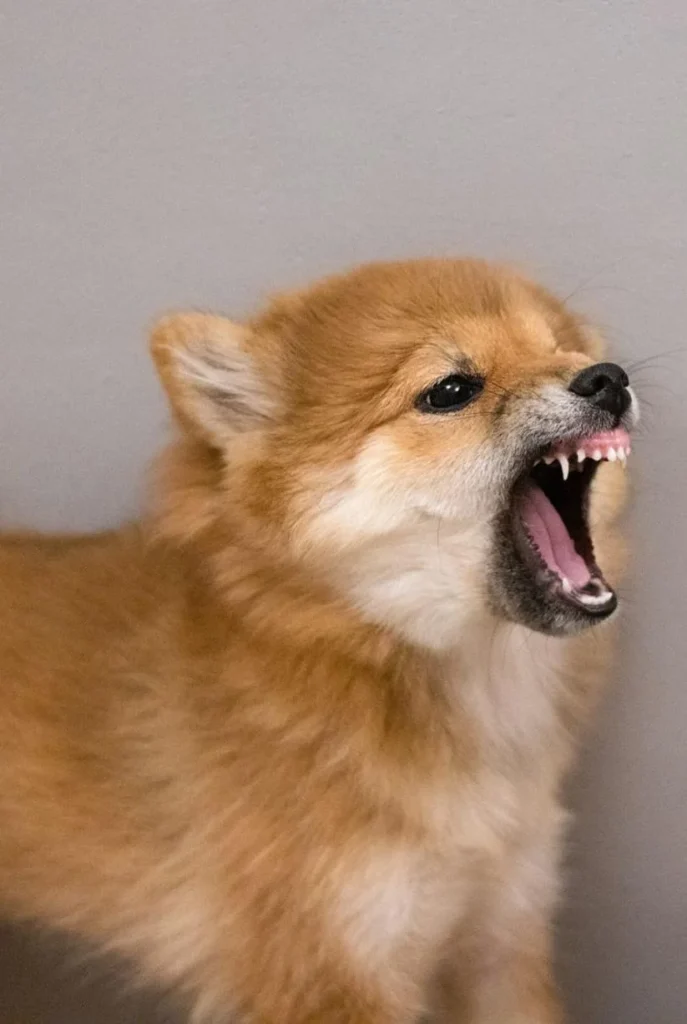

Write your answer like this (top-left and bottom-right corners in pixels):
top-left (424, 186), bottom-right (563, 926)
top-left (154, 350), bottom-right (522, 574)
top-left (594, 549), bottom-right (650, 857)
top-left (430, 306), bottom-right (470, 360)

top-left (519, 484), bottom-right (592, 588)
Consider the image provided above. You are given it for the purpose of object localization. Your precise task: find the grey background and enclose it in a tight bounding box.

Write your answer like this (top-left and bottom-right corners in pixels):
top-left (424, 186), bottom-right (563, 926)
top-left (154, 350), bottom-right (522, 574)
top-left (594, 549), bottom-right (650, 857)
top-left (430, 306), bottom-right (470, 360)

top-left (1, 1), bottom-right (686, 1021)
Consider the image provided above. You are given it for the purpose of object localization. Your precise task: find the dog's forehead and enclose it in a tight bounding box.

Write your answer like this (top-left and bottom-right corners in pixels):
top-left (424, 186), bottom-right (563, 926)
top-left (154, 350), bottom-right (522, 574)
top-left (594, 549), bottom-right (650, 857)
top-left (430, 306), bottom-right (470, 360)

top-left (262, 261), bottom-right (572, 402)
top-left (450, 307), bottom-right (559, 366)
top-left (301, 261), bottom-right (558, 354)
top-left (386, 304), bottom-right (561, 383)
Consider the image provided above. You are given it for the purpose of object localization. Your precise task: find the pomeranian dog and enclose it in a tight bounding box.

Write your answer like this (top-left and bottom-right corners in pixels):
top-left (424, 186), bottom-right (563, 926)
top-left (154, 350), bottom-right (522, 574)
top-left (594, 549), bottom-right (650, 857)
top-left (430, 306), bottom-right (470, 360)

top-left (0, 259), bottom-right (637, 1023)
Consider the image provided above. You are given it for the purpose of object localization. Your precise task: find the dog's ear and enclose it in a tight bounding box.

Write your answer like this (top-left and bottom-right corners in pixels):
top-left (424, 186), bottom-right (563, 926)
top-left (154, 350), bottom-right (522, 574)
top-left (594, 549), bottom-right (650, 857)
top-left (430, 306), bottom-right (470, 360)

top-left (150, 313), bottom-right (277, 444)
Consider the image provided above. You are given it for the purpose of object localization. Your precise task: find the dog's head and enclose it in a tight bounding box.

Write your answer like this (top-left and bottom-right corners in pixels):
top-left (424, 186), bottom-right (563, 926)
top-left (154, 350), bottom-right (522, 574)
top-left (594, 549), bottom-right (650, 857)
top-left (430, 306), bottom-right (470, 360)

top-left (152, 260), bottom-right (637, 649)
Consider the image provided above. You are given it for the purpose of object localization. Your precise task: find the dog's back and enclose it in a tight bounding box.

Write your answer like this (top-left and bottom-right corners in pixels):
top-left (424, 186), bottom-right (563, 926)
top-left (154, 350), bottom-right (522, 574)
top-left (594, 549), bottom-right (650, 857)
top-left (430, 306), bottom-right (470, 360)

top-left (0, 529), bottom-right (195, 950)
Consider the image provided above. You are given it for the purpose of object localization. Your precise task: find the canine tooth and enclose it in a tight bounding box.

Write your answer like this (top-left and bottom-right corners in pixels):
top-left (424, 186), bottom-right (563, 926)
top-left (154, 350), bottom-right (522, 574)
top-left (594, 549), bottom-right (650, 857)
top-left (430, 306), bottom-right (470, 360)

top-left (576, 448), bottom-right (586, 463)
top-left (617, 447), bottom-right (627, 467)
top-left (607, 447), bottom-right (617, 462)
top-left (592, 448), bottom-right (603, 461)
top-left (557, 454), bottom-right (570, 480)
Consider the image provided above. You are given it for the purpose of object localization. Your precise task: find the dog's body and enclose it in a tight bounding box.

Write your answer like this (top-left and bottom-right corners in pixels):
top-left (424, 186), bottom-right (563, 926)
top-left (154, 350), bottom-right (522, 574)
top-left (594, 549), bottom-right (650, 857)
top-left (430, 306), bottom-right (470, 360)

top-left (0, 260), bottom-right (634, 1023)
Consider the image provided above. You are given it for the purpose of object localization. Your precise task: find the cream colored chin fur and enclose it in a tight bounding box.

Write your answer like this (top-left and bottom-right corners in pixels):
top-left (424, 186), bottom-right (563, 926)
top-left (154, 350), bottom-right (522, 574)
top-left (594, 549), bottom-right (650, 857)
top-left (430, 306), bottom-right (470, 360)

top-left (0, 258), bottom-right (630, 1024)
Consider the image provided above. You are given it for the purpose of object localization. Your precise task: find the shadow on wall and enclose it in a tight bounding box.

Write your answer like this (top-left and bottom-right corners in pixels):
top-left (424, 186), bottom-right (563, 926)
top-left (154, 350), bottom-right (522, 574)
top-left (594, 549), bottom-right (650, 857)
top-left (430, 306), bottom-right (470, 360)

top-left (0, 922), bottom-right (183, 1024)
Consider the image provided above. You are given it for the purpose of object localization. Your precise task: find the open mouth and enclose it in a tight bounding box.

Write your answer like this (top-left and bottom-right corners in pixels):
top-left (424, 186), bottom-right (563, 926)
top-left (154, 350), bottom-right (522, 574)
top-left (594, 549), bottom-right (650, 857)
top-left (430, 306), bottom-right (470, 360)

top-left (512, 427), bottom-right (631, 620)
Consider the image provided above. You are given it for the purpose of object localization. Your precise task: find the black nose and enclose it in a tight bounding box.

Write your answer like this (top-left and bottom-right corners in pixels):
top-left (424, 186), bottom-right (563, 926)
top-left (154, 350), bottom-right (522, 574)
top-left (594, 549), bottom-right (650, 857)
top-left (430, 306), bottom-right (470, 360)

top-left (568, 362), bottom-right (631, 417)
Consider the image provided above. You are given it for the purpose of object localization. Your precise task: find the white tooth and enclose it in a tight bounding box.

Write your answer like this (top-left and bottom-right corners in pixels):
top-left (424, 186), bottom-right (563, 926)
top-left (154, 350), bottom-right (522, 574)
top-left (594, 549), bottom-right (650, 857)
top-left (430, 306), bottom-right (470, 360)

top-left (558, 454), bottom-right (570, 480)
top-left (618, 447), bottom-right (627, 467)
top-left (592, 448), bottom-right (603, 461)
top-left (543, 455), bottom-right (555, 465)
top-left (577, 448), bottom-right (586, 464)
top-left (607, 447), bottom-right (617, 462)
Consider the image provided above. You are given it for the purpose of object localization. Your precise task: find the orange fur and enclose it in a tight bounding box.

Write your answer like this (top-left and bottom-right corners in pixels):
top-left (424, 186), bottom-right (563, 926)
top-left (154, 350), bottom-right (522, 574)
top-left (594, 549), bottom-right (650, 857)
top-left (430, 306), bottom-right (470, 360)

top-left (0, 259), bottom-right (631, 1023)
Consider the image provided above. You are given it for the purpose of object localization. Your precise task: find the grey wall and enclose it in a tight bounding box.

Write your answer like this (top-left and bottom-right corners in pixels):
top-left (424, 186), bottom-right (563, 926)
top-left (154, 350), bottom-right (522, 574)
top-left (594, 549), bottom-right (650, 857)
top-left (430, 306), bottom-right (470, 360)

top-left (1, 1), bottom-right (686, 1021)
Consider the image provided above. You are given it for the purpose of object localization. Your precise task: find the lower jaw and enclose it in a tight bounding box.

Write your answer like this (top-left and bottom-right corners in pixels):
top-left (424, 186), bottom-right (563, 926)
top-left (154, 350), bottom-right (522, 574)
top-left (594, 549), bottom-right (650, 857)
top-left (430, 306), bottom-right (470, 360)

top-left (488, 520), bottom-right (617, 637)
top-left (504, 528), bottom-right (617, 633)
top-left (522, 552), bottom-right (617, 619)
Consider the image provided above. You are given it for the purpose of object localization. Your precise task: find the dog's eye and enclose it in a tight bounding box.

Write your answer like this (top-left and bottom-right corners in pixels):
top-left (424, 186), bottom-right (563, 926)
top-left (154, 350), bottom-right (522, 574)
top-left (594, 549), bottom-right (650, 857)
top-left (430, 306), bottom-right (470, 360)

top-left (416, 374), bottom-right (483, 413)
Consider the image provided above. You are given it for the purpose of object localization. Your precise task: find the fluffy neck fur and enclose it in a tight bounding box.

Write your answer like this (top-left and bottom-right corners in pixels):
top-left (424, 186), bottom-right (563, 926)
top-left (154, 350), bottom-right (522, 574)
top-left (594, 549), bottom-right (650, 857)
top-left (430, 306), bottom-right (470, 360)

top-left (149, 436), bottom-right (602, 785)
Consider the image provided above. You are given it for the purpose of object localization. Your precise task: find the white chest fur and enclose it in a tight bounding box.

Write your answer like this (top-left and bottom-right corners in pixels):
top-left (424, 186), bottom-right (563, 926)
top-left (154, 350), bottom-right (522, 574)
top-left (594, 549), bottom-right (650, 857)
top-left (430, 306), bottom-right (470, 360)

top-left (333, 624), bottom-right (572, 981)
top-left (456, 620), bottom-right (572, 758)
